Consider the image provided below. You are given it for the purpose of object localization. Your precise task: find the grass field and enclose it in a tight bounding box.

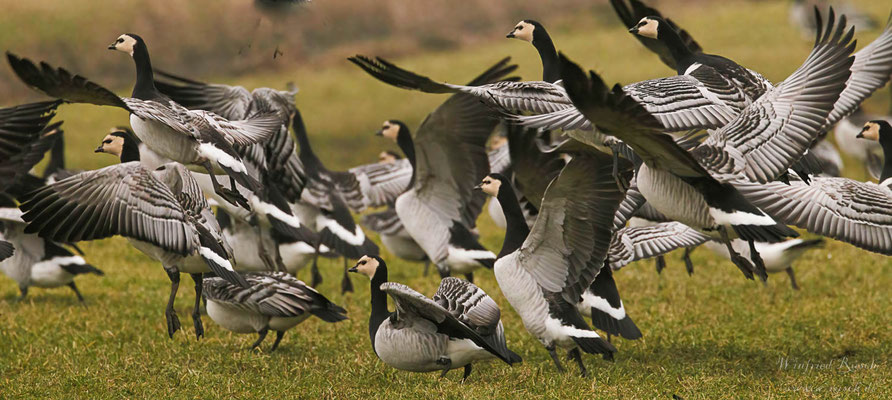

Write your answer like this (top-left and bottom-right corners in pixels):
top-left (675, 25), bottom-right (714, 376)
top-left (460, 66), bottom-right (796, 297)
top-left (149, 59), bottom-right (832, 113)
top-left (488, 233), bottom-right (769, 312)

top-left (1, 1), bottom-right (891, 398)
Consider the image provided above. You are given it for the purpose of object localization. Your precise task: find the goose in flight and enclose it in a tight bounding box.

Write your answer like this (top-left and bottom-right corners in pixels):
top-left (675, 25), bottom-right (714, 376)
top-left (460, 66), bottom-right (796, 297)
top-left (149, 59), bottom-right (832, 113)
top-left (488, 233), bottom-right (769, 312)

top-left (557, 10), bottom-right (855, 280)
top-left (19, 162), bottom-right (247, 338)
top-left (349, 255), bottom-right (521, 381)
top-left (478, 147), bottom-right (630, 375)
top-left (362, 58), bottom-right (518, 281)
top-left (736, 121), bottom-right (892, 256)
top-left (6, 35), bottom-right (283, 209)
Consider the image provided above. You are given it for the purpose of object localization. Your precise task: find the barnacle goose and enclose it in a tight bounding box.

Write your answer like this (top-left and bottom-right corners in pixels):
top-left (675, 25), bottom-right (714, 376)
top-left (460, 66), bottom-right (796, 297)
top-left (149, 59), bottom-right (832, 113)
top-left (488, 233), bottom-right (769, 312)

top-left (703, 239), bottom-right (824, 290)
top-left (478, 147), bottom-right (629, 375)
top-left (0, 207), bottom-right (103, 302)
top-left (610, 0), bottom-right (704, 72)
top-left (204, 271), bottom-right (347, 352)
top-left (19, 162), bottom-right (248, 338)
top-left (349, 255), bottom-right (521, 381)
top-left (214, 208), bottom-right (321, 275)
top-left (736, 121), bottom-right (892, 255)
top-left (506, 20), bottom-right (560, 83)
top-left (364, 59), bottom-right (518, 281)
top-left (6, 36), bottom-right (283, 209)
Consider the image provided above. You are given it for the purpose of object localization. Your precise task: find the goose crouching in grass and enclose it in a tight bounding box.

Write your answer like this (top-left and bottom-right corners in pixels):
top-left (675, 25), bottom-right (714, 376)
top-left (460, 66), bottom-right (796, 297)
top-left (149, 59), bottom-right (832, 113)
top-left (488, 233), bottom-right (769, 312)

top-left (477, 147), bottom-right (629, 376)
top-left (18, 162), bottom-right (248, 339)
top-left (349, 255), bottom-right (521, 382)
top-left (0, 208), bottom-right (103, 302)
top-left (204, 271), bottom-right (347, 352)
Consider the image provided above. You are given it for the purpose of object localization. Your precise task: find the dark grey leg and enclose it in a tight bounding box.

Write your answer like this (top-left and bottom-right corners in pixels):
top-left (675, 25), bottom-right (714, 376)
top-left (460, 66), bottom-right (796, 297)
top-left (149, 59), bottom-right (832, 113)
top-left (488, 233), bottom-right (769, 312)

top-left (655, 255), bottom-right (667, 274)
top-left (786, 267), bottom-right (800, 290)
top-left (341, 258), bottom-right (354, 294)
top-left (16, 285), bottom-right (28, 301)
top-left (423, 260), bottom-right (430, 276)
top-left (464, 272), bottom-right (474, 283)
top-left (252, 328), bottom-right (269, 349)
top-left (437, 263), bottom-right (450, 279)
top-left (568, 348), bottom-right (587, 377)
top-left (682, 247), bottom-right (695, 276)
top-left (719, 227), bottom-right (755, 280)
top-left (436, 356), bottom-right (452, 378)
top-left (461, 364), bottom-right (472, 383)
top-left (190, 273), bottom-right (204, 340)
top-left (547, 344), bottom-right (566, 373)
top-left (748, 240), bottom-right (768, 282)
top-left (67, 282), bottom-right (85, 302)
top-left (270, 331), bottom-right (286, 352)
top-left (165, 270), bottom-right (181, 338)
top-left (310, 245), bottom-right (323, 287)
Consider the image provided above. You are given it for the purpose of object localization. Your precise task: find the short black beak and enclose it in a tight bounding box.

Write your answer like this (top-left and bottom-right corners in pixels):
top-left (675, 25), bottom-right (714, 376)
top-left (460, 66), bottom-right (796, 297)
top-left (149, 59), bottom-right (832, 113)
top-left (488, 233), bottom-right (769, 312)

top-left (506, 31), bottom-right (515, 38)
top-left (94, 145), bottom-right (104, 153)
top-left (374, 130), bottom-right (383, 136)
top-left (856, 130), bottom-right (864, 139)
top-left (473, 183), bottom-right (483, 191)
top-left (348, 266), bottom-right (358, 273)
top-left (629, 27), bottom-right (639, 34)
top-left (107, 44), bottom-right (116, 50)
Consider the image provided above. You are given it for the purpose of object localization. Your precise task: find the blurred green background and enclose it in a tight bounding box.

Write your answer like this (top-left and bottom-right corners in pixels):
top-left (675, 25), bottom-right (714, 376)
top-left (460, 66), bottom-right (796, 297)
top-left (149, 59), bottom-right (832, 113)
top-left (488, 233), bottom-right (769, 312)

top-left (0, 0), bottom-right (890, 398)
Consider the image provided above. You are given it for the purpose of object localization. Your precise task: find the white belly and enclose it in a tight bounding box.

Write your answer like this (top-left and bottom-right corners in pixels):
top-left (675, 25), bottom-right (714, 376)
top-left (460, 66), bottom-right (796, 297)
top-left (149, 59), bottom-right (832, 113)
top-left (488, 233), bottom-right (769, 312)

top-left (130, 114), bottom-right (198, 164)
top-left (636, 165), bottom-right (715, 230)
top-left (29, 257), bottom-right (81, 288)
top-left (206, 300), bottom-right (268, 333)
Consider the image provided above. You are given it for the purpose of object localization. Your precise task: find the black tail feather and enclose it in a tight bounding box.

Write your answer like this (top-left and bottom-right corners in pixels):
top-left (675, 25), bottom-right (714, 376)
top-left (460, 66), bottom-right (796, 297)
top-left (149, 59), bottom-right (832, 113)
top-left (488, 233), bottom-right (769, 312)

top-left (59, 263), bottom-right (104, 276)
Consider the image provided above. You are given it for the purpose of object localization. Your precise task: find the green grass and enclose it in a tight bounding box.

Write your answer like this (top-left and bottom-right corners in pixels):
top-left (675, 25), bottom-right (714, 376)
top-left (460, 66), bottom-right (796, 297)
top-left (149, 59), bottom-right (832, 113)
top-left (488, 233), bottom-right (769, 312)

top-left (1, 0), bottom-right (891, 398)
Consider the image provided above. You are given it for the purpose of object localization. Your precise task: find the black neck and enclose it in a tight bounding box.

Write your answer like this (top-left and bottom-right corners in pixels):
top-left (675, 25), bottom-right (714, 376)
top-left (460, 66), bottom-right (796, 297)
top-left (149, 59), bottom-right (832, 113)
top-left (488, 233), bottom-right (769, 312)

top-left (368, 265), bottom-right (390, 355)
top-left (292, 111), bottom-right (324, 174)
top-left (496, 185), bottom-right (530, 258)
top-left (396, 130), bottom-right (417, 187)
top-left (661, 29), bottom-right (696, 74)
top-left (879, 132), bottom-right (892, 183)
top-left (130, 44), bottom-right (161, 101)
top-left (120, 140), bottom-right (141, 163)
top-left (533, 32), bottom-right (560, 83)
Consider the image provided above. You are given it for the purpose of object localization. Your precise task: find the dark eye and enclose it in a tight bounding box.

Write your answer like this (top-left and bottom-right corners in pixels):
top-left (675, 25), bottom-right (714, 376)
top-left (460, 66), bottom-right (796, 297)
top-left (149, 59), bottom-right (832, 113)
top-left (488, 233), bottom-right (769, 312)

top-left (360, 260), bottom-right (366, 265)
top-left (516, 26), bottom-right (523, 30)
top-left (103, 139), bottom-right (112, 144)
top-left (117, 38), bottom-right (124, 43)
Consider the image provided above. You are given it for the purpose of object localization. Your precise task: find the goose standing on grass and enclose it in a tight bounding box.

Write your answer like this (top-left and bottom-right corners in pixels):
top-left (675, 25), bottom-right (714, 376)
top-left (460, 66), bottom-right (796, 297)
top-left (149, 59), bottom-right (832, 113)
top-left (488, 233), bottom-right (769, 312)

top-left (348, 255), bottom-right (521, 381)
top-left (736, 121), bottom-right (892, 255)
top-left (703, 239), bottom-right (824, 290)
top-left (558, 11), bottom-right (855, 281)
top-left (361, 59), bottom-right (518, 282)
top-left (0, 207), bottom-right (103, 302)
top-left (478, 148), bottom-right (630, 375)
top-left (204, 271), bottom-right (347, 352)
top-left (6, 36), bottom-right (283, 209)
top-left (18, 162), bottom-right (247, 338)
top-left (506, 20), bottom-right (560, 83)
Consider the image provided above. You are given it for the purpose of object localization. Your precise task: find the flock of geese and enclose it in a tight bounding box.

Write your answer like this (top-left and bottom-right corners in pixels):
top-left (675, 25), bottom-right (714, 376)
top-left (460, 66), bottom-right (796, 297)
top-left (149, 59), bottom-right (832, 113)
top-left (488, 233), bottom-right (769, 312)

top-left (2, 0), bottom-right (892, 380)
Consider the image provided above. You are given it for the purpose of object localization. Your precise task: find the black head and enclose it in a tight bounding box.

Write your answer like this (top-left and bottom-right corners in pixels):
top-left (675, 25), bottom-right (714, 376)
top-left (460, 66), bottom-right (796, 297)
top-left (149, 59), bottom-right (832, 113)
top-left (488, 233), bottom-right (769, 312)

top-left (475, 173), bottom-right (510, 197)
top-left (858, 120), bottom-right (892, 141)
top-left (507, 19), bottom-right (545, 43)
top-left (375, 120), bottom-right (409, 142)
top-left (629, 16), bottom-right (664, 40)
top-left (108, 33), bottom-right (145, 55)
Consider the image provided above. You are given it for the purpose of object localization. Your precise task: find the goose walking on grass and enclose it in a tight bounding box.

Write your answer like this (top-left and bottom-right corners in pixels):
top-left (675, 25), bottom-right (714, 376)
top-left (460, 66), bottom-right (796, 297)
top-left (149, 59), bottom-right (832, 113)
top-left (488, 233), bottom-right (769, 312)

top-left (18, 162), bottom-right (247, 338)
top-left (349, 255), bottom-right (521, 381)
top-left (6, 34), bottom-right (284, 210)
top-left (204, 271), bottom-right (347, 352)
top-left (557, 11), bottom-right (855, 281)
top-left (736, 121), bottom-right (892, 255)
top-left (0, 207), bottom-right (103, 302)
top-left (477, 148), bottom-right (629, 376)
top-left (358, 58), bottom-right (519, 282)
